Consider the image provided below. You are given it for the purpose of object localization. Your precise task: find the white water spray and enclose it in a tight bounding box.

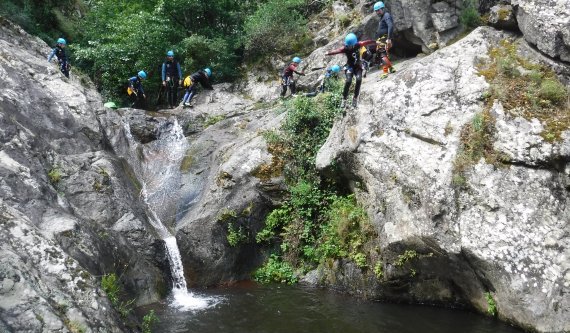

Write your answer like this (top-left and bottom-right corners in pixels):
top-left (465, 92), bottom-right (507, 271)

top-left (123, 119), bottom-right (217, 310)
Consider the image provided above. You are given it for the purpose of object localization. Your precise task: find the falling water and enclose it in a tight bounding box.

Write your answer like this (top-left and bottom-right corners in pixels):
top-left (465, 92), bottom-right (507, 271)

top-left (122, 118), bottom-right (217, 310)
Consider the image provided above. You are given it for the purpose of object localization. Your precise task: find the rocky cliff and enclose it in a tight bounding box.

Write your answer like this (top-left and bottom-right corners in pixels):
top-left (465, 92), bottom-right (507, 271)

top-left (315, 25), bottom-right (569, 333)
top-left (0, 18), bottom-right (166, 332)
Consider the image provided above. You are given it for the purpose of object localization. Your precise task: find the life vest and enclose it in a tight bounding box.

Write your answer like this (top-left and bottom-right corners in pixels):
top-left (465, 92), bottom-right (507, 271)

top-left (183, 76), bottom-right (193, 88)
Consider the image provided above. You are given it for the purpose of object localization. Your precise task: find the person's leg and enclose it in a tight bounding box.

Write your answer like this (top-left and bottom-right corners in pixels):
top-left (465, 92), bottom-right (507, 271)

top-left (186, 86), bottom-right (196, 104)
top-left (172, 79), bottom-right (179, 107)
top-left (290, 80), bottom-right (296, 95)
top-left (353, 68), bottom-right (363, 107)
top-left (343, 70), bottom-right (354, 100)
top-left (281, 76), bottom-right (288, 97)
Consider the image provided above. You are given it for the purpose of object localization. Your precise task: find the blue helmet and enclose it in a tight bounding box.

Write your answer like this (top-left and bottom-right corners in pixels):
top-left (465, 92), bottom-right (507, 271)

top-left (204, 68), bottom-right (212, 77)
top-left (331, 65), bottom-right (341, 73)
top-left (374, 1), bottom-right (385, 11)
top-left (57, 38), bottom-right (67, 45)
top-left (345, 33), bottom-right (358, 47)
top-left (138, 70), bottom-right (147, 79)
top-left (167, 50), bottom-right (174, 57)
top-left (292, 57), bottom-right (301, 64)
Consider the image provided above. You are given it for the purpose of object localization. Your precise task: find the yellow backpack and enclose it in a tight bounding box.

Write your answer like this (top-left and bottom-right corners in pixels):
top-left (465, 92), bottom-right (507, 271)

top-left (183, 76), bottom-right (193, 88)
top-left (127, 87), bottom-right (133, 95)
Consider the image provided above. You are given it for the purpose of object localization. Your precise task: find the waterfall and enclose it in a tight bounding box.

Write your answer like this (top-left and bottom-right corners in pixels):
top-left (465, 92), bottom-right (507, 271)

top-left (121, 118), bottom-right (217, 310)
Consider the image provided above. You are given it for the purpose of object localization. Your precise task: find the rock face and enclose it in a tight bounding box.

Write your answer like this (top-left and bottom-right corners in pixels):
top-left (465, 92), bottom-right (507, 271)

top-left (487, 5), bottom-right (517, 31)
top-left (512, 0), bottom-right (570, 62)
top-left (0, 18), bottom-right (166, 332)
top-left (316, 27), bottom-right (569, 332)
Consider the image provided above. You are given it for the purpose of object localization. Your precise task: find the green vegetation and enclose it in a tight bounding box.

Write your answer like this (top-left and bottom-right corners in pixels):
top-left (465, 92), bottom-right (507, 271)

top-left (254, 81), bottom-right (379, 283)
top-left (452, 110), bottom-right (501, 188)
top-left (142, 310), bottom-right (159, 333)
top-left (484, 292), bottom-right (498, 316)
top-left (373, 262), bottom-right (384, 279)
top-left (244, 0), bottom-right (308, 58)
top-left (395, 250), bottom-right (418, 267)
top-left (460, 0), bottom-right (481, 29)
top-left (7, 1), bottom-right (330, 107)
top-left (253, 254), bottom-right (298, 284)
top-left (66, 320), bottom-right (86, 333)
top-left (227, 223), bottom-right (247, 247)
top-left (101, 273), bottom-right (134, 318)
top-left (48, 167), bottom-right (62, 185)
top-left (478, 40), bottom-right (570, 142)
top-left (204, 115), bottom-right (225, 127)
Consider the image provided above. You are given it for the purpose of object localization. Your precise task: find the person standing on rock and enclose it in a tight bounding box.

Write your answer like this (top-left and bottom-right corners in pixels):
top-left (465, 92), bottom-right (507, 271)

top-left (304, 65), bottom-right (342, 97)
top-left (47, 38), bottom-right (70, 78)
top-left (181, 68), bottom-right (214, 107)
top-left (128, 70), bottom-right (147, 109)
top-left (280, 57), bottom-right (305, 97)
top-left (374, 1), bottom-right (395, 79)
top-left (162, 50), bottom-right (183, 108)
top-left (325, 33), bottom-right (375, 108)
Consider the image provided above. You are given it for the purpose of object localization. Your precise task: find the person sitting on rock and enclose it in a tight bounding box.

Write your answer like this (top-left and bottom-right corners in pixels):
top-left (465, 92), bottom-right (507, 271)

top-left (47, 38), bottom-right (70, 78)
top-left (280, 57), bottom-right (305, 97)
top-left (128, 70), bottom-right (147, 109)
top-left (162, 50), bottom-right (183, 109)
top-left (374, 1), bottom-right (395, 79)
top-left (181, 68), bottom-right (214, 107)
top-left (325, 33), bottom-right (376, 108)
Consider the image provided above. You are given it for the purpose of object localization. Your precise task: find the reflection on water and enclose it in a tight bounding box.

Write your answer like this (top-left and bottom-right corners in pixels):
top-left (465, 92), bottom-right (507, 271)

top-left (140, 283), bottom-right (523, 333)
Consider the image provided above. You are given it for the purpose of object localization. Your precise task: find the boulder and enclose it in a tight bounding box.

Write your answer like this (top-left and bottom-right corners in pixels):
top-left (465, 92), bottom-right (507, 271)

top-left (512, 0), bottom-right (570, 62)
top-left (315, 26), bottom-right (569, 332)
top-left (488, 4), bottom-right (518, 30)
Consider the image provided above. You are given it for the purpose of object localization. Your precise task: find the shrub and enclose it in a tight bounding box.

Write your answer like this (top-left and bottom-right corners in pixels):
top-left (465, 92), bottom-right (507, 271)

top-left (48, 168), bottom-right (62, 185)
top-left (539, 78), bottom-right (567, 105)
top-left (101, 273), bottom-right (134, 318)
top-left (142, 310), bottom-right (159, 333)
top-left (460, 0), bottom-right (481, 29)
top-left (484, 292), bottom-right (498, 316)
top-left (243, 0), bottom-right (307, 59)
top-left (254, 254), bottom-right (298, 284)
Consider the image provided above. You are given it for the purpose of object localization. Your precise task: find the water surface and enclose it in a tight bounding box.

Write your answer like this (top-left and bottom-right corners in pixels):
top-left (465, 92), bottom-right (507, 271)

top-left (143, 283), bottom-right (523, 333)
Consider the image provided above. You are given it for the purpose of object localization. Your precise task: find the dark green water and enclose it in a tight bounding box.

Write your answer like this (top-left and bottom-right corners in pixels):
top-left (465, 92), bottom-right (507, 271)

top-left (143, 283), bottom-right (523, 333)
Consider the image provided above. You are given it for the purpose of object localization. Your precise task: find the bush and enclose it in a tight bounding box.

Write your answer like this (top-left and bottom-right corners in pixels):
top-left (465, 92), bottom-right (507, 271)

top-left (101, 273), bottom-right (134, 318)
top-left (539, 78), bottom-right (567, 105)
top-left (142, 310), bottom-right (159, 333)
top-left (243, 0), bottom-right (307, 59)
top-left (460, 0), bottom-right (481, 29)
top-left (254, 254), bottom-right (298, 284)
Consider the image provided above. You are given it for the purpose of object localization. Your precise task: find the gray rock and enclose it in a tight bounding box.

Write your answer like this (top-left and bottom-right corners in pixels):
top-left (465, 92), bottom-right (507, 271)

top-left (488, 4), bottom-right (518, 30)
top-left (512, 0), bottom-right (570, 62)
top-left (316, 26), bottom-right (569, 332)
top-left (0, 17), bottom-right (165, 331)
top-left (431, 12), bottom-right (459, 32)
top-left (432, 2), bottom-right (450, 13)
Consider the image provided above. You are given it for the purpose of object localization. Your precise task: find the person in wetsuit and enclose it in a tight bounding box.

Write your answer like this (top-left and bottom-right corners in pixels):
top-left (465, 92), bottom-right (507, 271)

top-left (47, 38), bottom-right (70, 78)
top-left (325, 33), bottom-right (375, 108)
top-left (162, 50), bottom-right (183, 108)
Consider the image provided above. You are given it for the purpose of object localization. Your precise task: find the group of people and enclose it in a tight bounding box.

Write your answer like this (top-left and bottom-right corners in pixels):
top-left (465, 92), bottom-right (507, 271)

top-left (48, 1), bottom-right (395, 110)
top-left (128, 50), bottom-right (213, 109)
top-left (47, 42), bottom-right (213, 110)
top-left (280, 1), bottom-right (395, 108)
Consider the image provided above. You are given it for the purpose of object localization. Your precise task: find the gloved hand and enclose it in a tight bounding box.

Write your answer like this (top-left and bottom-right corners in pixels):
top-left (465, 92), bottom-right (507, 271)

top-left (163, 81), bottom-right (167, 86)
top-left (386, 39), bottom-right (392, 50)
top-left (179, 79), bottom-right (182, 86)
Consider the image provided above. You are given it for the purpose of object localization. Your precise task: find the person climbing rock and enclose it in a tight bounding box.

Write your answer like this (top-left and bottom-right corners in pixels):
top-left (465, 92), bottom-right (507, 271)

top-left (47, 38), bottom-right (70, 78)
top-left (325, 33), bottom-right (375, 108)
top-left (304, 65), bottom-right (341, 97)
top-left (281, 57), bottom-right (305, 97)
top-left (181, 68), bottom-right (214, 107)
top-left (318, 64), bottom-right (341, 93)
top-left (162, 50), bottom-right (183, 108)
top-left (374, 1), bottom-right (396, 79)
top-left (128, 70), bottom-right (147, 109)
